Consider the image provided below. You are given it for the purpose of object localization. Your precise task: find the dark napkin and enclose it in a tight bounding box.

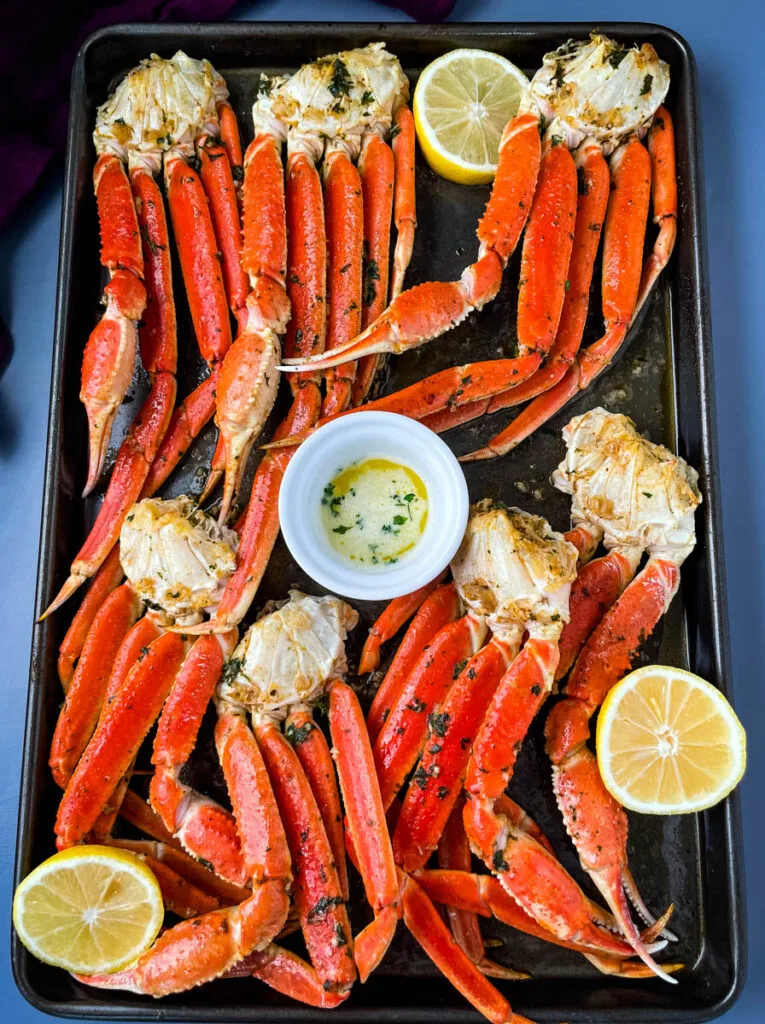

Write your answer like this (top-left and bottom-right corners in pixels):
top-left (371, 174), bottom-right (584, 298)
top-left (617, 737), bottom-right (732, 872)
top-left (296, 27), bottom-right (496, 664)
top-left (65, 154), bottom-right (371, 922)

top-left (1, 0), bottom-right (455, 230)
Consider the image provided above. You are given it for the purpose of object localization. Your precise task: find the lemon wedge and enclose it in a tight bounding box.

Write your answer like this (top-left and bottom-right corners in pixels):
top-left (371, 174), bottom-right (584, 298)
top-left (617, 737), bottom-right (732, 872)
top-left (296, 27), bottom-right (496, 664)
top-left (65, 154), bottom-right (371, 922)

top-left (596, 665), bottom-right (746, 815)
top-left (413, 48), bottom-right (529, 185)
top-left (13, 845), bottom-right (163, 974)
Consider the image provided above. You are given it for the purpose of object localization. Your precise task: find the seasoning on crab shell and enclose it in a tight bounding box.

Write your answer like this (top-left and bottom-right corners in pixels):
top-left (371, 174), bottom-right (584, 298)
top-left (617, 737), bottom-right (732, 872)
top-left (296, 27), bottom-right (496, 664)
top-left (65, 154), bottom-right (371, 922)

top-left (451, 498), bottom-right (579, 642)
top-left (525, 33), bottom-right (670, 152)
top-left (552, 406), bottom-right (701, 557)
top-left (120, 496), bottom-right (239, 626)
top-left (218, 591), bottom-right (359, 718)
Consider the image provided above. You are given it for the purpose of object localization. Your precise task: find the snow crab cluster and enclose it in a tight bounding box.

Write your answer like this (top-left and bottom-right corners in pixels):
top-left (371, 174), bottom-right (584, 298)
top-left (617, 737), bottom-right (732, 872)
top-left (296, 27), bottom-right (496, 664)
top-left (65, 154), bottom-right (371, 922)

top-left (37, 31), bottom-right (689, 1024)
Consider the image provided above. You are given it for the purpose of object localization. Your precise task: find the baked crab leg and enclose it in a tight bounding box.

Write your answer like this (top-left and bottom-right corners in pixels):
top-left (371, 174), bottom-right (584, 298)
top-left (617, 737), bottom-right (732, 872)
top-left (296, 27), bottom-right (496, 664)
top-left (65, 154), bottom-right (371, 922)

top-left (416, 867), bottom-right (679, 978)
top-left (543, 408), bottom-right (701, 949)
top-left (79, 152), bottom-right (146, 496)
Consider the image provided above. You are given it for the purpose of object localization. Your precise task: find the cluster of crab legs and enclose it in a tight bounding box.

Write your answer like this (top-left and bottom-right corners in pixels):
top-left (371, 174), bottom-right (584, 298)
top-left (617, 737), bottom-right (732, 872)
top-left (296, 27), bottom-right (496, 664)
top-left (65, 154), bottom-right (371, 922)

top-left (43, 35), bottom-right (677, 641)
top-left (46, 406), bottom-right (700, 1022)
top-left (38, 34), bottom-right (690, 1024)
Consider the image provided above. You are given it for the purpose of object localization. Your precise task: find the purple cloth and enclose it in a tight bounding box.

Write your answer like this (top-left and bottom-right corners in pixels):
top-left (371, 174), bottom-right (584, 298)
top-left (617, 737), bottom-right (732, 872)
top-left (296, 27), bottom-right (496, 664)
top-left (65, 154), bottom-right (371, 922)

top-left (0, 0), bottom-right (455, 229)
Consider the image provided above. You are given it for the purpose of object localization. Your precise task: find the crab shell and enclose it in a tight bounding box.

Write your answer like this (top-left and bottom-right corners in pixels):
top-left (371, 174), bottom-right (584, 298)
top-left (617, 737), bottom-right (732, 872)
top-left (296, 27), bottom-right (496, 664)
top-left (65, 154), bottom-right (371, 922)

top-left (94, 50), bottom-right (228, 172)
top-left (259, 43), bottom-right (409, 162)
top-left (120, 497), bottom-right (239, 626)
top-left (451, 500), bottom-right (578, 641)
top-left (523, 32), bottom-right (670, 152)
top-left (553, 407), bottom-right (702, 559)
top-left (218, 591), bottom-right (359, 720)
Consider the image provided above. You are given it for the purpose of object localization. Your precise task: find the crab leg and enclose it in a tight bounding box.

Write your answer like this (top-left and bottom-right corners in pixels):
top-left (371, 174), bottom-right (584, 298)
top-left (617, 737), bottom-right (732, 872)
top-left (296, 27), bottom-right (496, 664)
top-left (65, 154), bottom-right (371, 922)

top-left (544, 558), bottom-right (683, 950)
top-left (285, 149), bottom-right (328, 383)
top-left (329, 681), bottom-right (400, 981)
top-left (217, 100), bottom-right (245, 214)
top-left (459, 632), bottom-right (655, 961)
top-left (119, 789), bottom-right (180, 845)
top-left (365, 579), bottom-right (458, 739)
top-left (47, 164), bottom-right (180, 617)
top-left (393, 636), bottom-right (518, 872)
top-left (141, 371), bottom-right (219, 496)
top-left (280, 112), bottom-right (541, 371)
top-left (235, 944), bottom-right (348, 1008)
top-left (321, 149), bottom-right (364, 416)
top-left (635, 108), bottom-right (677, 315)
top-left (556, 547), bottom-right (639, 681)
top-left (197, 134), bottom-right (249, 331)
top-left (130, 168), bottom-right (177, 378)
top-left (414, 869), bottom-right (674, 974)
top-left (165, 155), bottom-right (232, 367)
top-left (199, 140), bottom-right (326, 506)
top-left (401, 871), bottom-right (530, 1024)
top-left (285, 708), bottom-right (349, 900)
top-left (49, 585), bottom-right (142, 788)
top-left (150, 632), bottom-right (246, 885)
top-left (458, 598), bottom-right (671, 983)
top-left (390, 105), bottom-right (417, 300)
top-left (78, 711), bottom-right (292, 996)
top-left (459, 137), bottom-right (651, 461)
top-left (264, 356), bottom-right (545, 454)
top-left (106, 835), bottom-right (251, 909)
top-left (516, 138), bottom-right (578, 358)
top-left (143, 110), bottom-right (247, 500)
top-left (353, 132), bottom-right (395, 405)
top-left (438, 138), bottom-right (607, 439)
top-left (80, 154), bottom-right (146, 496)
top-left (41, 373), bottom-right (177, 617)
top-left (360, 572), bottom-right (448, 676)
top-left (438, 798), bottom-right (526, 980)
top-left (56, 544), bottom-right (124, 689)
top-left (214, 129), bottom-right (287, 523)
top-left (255, 718), bottom-right (356, 995)
top-left (106, 838), bottom-right (232, 918)
top-left (86, 616), bottom-right (164, 840)
top-left (55, 632), bottom-right (186, 848)
top-left (193, 391), bottom-right (320, 633)
top-left (373, 612), bottom-right (487, 809)
top-left (576, 137), bottom-right (652, 386)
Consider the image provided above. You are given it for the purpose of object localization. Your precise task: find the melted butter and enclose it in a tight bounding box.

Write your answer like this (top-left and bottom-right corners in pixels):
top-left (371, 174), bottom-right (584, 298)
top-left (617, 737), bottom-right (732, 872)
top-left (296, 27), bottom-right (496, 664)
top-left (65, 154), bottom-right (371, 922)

top-left (320, 457), bottom-right (428, 567)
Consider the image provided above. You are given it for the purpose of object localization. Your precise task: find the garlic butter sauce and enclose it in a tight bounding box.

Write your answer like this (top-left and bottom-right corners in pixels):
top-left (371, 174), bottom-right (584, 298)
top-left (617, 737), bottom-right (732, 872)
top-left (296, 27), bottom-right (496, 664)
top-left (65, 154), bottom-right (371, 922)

top-left (320, 457), bottom-right (428, 567)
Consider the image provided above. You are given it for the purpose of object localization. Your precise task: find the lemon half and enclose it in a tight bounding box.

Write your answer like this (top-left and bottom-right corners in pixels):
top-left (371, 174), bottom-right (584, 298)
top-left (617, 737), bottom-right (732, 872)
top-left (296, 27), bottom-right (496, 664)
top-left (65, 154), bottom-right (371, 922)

top-left (13, 845), bottom-right (163, 974)
top-left (596, 666), bottom-right (746, 815)
top-left (413, 49), bottom-right (529, 185)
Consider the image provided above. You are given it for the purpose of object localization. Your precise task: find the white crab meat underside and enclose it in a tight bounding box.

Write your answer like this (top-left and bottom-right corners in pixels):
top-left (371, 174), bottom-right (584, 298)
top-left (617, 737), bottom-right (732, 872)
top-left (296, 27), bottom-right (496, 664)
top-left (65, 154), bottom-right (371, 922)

top-left (553, 407), bottom-right (702, 559)
top-left (218, 590), bottom-right (359, 719)
top-left (253, 42), bottom-right (409, 161)
top-left (451, 499), bottom-right (579, 640)
top-left (524, 32), bottom-right (670, 151)
top-left (120, 496), bottom-right (239, 625)
top-left (94, 50), bottom-right (227, 170)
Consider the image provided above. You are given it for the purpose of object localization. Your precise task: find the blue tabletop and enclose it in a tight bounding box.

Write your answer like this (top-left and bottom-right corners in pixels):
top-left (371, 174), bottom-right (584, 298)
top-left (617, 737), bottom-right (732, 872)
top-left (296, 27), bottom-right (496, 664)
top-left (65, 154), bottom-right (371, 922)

top-left (1, 0), bottom-right (762, 1021)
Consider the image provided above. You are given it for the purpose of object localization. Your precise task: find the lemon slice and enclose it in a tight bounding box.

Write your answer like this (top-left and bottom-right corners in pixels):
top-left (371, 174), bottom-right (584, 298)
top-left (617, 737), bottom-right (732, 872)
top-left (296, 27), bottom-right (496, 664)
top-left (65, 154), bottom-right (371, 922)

top-left (413, 48), bottom-right (529, 185)
top-left (597, 666), bottom-right (746, 815)
top-left (13, 845), bottom-right (163, 974)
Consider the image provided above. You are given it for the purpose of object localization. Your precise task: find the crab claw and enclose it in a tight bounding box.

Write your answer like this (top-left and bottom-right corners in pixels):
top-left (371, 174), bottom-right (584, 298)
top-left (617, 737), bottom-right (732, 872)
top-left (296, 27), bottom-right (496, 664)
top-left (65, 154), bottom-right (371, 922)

top-left (80, 271), bottom-right (145, 495)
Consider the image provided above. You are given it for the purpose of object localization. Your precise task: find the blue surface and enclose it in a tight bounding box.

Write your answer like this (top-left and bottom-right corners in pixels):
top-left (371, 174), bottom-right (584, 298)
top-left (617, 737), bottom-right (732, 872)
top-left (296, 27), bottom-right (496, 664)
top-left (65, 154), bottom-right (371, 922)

top-left (0, 0), bottom-right (762, 1020)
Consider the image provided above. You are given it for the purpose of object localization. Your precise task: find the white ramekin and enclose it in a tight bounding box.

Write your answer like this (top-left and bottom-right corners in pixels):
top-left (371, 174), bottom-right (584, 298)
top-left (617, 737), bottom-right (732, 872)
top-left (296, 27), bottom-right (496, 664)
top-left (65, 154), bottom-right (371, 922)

top-left (279, 411), bottom-right (469, 601)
